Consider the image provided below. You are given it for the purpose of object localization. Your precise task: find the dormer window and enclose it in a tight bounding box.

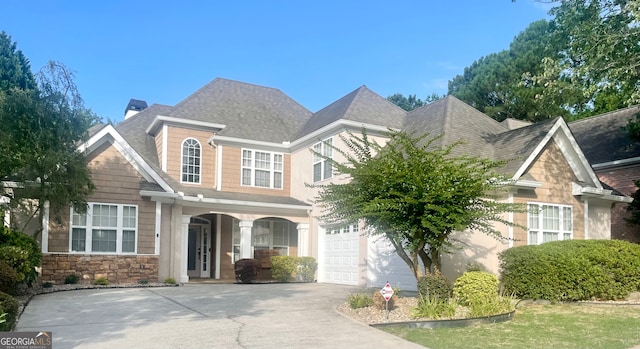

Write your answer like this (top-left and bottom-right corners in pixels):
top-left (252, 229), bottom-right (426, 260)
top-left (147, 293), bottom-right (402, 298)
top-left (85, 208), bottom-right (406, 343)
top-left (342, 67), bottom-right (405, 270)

top-left (181, 138), bottom-right (201, 183)
top-left (242, 149), bottom-right (283, 189)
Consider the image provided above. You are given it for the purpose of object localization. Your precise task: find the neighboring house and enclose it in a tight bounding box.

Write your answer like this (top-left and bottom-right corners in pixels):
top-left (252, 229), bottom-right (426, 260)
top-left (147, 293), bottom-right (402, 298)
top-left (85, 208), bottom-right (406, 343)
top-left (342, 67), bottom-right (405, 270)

top-left (37, 78), bottom-right (632, 290)
top-left (569, 107), bottom-right (640, 243)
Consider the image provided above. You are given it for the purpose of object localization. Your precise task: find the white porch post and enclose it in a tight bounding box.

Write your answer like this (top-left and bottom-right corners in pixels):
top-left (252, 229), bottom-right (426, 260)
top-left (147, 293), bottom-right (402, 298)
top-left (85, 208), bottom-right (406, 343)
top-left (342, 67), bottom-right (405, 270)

top-left (239, 220), bottom-right (253, 259)
top-left (41, 201), bottom-right (50, 253)
top-left (297, 223), bottom-right (310, 256)
top-left (215, 214), bottom-right (221, 279)
top-left (180, 215), bottom-right (192, 283)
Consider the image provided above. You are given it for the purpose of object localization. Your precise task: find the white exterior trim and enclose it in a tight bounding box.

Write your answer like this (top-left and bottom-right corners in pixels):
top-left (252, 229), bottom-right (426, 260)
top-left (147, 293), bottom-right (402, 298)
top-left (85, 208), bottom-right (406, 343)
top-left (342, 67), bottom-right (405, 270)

top-left (146, 115), bottom-right (226, 136)
top-left (591, 156), bottom-right (640, 170)
top-left (215, 214), bottom-right (221, 279)
top-left (583, 198), bottom-right (589, 240)
top-left (41, 201), bottom-right (49, 253)
top-left (154, 202), bottom-right (161, 255)
top-left (161, 124), bottom-right (168, 172)
top-left (216, 145), bottom-right (223, 190)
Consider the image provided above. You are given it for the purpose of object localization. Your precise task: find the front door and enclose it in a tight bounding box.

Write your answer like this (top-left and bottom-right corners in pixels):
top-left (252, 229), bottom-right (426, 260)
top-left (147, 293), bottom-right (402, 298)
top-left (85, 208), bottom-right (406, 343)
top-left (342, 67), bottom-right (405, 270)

top-left (187, 223), bottom-right (212, 278)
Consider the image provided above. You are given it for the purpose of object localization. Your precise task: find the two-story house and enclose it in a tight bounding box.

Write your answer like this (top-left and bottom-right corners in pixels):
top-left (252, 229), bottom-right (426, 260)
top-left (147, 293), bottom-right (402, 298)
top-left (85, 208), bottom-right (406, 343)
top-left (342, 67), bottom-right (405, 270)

top-left (38, 78), bottom-right (632, 290)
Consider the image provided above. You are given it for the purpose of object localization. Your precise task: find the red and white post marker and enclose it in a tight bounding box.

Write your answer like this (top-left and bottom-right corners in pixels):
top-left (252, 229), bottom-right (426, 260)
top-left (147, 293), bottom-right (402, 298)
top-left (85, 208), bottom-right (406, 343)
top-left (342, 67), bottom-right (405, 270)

top-left (380, 282), bottom-right (394, 321)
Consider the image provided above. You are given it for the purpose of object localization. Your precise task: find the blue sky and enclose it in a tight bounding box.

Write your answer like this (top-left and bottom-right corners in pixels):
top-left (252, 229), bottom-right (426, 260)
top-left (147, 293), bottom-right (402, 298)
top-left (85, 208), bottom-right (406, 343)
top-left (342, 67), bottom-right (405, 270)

top-left (1, 1), bottom-right (550, 122)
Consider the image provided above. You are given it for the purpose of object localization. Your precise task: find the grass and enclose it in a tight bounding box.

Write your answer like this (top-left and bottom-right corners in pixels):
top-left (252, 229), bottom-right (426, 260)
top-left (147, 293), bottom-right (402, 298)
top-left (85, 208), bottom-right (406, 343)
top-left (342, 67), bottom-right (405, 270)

top-left (382, 303), bottom-right (640, 349)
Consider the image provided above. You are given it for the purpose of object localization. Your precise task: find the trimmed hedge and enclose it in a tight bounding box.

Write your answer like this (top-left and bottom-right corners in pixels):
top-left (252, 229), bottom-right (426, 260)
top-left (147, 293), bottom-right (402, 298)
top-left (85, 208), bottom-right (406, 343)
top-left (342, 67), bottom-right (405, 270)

top-left (234, 259), bottom-right (261, 283)
top-left (500, 239), bottom-right (640, 302)
top-left (270, 256), bottom-right (317, 282)
top-left (0, 291), bottom-right (18, 331)
top-left (453, 271), bottom-right (499, 306)
top-left (0, 226), bottom-right (41, 286)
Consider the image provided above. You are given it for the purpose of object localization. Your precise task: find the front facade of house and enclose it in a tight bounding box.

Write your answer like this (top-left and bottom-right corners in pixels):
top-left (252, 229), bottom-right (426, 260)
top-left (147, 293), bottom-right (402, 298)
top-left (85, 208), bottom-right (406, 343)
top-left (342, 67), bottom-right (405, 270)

top-left (36, 78), bottom-right (632, 289)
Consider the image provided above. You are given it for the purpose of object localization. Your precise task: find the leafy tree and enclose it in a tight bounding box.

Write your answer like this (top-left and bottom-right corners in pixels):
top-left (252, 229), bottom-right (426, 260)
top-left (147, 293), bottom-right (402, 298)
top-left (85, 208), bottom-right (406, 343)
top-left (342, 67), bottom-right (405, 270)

top-left (529, 0), bottom-right (640, 117)
top-left (387, 93), bottom-right (444, 111)
top-left (0, 34), bottom-right (98, 236)
top-left (0, 32), bottom-right (36, 92)
top-left (312, 130), bottom-right (522, 279)
top-left (449, 20), bottom-right (570, 122)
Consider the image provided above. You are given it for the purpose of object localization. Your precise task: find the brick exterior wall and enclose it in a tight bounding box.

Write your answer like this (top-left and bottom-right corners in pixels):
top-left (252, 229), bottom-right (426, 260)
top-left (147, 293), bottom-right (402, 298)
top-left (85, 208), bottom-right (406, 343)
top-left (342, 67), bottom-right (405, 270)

top-left (596, 164), bottom-right (640, 242)
top-left (41, 254), bottom-right (159, 284)
top-left (512, 140), bottom-right (585, 246)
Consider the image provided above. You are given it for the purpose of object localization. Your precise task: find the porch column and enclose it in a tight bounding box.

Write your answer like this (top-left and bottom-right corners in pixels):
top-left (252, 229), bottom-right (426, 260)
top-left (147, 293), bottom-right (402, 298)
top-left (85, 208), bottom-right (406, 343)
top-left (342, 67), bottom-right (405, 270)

top-left (239, 220), bottom-right (253, 259)
top-left (180, 215), bottom-right (192, 283)
top-left (297, 223), bottom-right (310, 256)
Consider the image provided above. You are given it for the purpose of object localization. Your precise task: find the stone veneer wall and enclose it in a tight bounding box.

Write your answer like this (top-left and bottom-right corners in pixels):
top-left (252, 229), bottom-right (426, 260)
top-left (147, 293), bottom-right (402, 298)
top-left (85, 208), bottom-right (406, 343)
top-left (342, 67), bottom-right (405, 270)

top-left (41, 254), bottom-right (159, 284)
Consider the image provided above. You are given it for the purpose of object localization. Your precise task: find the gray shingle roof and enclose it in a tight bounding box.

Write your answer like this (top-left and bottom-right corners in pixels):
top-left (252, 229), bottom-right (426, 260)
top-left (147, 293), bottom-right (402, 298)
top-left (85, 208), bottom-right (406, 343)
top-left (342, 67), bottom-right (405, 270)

top-left (569, 106), bottom-right (640, 164)
top-left (297, 86), bottom-right (406, 138)
top-left (490, 117), bottom-right (559, 176)
top-left (405, 96), bottom-right (508, 159)
top-left (167, 78), bottom-right (312, 143)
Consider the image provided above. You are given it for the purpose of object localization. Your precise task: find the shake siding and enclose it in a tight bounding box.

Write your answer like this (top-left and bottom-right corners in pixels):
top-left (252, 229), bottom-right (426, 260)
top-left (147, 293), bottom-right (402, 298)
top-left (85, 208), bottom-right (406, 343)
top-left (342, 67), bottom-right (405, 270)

top-left (164, 126), bottom-right (216, 188)
top-left (220, 146), bottom-right (291, 196)
top-left (512, 141), bottom-right (585, 246)
top-left (47, 142), bottom-right (157, 254)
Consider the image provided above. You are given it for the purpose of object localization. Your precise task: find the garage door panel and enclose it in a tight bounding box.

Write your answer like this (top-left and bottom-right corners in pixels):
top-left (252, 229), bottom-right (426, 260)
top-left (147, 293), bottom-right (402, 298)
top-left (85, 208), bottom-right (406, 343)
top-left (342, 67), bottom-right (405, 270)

top-left (319, 225), bottom-right (360, 286)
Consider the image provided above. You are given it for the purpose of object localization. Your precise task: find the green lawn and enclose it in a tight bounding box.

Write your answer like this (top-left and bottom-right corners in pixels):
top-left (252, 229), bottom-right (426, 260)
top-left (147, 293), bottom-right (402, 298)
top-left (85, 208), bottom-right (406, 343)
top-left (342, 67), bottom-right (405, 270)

top-left (382, 303), bottom-right (640, 349)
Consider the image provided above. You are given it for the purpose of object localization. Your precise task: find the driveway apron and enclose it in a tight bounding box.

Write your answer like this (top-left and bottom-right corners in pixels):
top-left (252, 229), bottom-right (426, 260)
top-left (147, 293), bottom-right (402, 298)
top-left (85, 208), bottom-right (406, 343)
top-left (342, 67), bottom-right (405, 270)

top-left (16, 283), bottom-right (426, 349)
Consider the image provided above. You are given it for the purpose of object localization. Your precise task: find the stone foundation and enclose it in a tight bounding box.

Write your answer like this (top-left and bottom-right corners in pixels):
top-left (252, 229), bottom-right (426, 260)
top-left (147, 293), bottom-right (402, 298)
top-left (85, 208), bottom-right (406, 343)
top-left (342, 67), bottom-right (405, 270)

top-left (41, 254), bottom-right (159, 284)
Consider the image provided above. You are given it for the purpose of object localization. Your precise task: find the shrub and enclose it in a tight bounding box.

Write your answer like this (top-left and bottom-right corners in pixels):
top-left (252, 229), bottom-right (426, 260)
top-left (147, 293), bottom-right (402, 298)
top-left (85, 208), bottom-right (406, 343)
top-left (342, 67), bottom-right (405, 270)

top-left (64, 274), bottom-right (80, 284)
top-left (453, 271), bottom-right (499, 306)
top-left (297, 257), bottom-right (317, 282)
top-left (271, 256), bottom-right (298, 282)
top-left (412, 295), bottom-right (457, 319)
top-left (93, 277), bottom-right (109, 285)
top-left (417, 272), bottom-right (453, 301)
top-left (372, 289), bottom-right (396, 310)
top-left (348, 293), bottom-right (373, 309)
top-left (0, 260), bottom-right (19, 294)
top-left (138, 279), bottom-right (149, 285)
top-left (234, 259), bottom-right (260, 283)
top-left (163, 278), bottom-right (177, 285)
top-left (0, 226), bottom-right (41, 286)
top-left (42, 282), bottom-right (53, 288)
top-left (0, 291), bottom-right (18, 331)
top-left (467, 296), bottom-right (514, 318)
top-left (500, 240), bottom-right (640, 301)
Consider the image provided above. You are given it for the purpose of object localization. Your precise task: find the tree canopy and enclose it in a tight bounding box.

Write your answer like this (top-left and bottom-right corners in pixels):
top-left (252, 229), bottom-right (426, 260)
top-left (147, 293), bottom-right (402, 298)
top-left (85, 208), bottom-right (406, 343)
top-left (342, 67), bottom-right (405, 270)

top-left (312, 130), bottom-right (522, 279)
top-left (0, 33), bottom-right (98, 233)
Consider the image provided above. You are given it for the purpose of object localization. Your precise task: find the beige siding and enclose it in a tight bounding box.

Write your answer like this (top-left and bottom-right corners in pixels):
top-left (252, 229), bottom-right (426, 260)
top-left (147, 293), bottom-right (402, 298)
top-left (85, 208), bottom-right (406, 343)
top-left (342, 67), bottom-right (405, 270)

top-left (165, 126), bottom-right (216, 188)
top-left (47, 141), bottom-right (157, 254)
top-left (512, 140), bottom-right (585, 246)
top-left (155, 127), bottom-right (163, 170)
top-left (220, 146), bottom-right (291, 196)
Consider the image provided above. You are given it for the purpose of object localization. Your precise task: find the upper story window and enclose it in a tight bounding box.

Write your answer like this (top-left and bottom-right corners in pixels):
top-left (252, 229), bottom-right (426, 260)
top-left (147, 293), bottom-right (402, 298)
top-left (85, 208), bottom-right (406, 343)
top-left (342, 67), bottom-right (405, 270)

top-left (181, 138), bottom-right (201, 183)
top-left (313, 138), bottom-right (333, 182)
top-left (70, 203), bottom-right (138, 254)
top-left (241, 149), bottom-right (283, 189)
top-left (528, 203), bottom-right (573, 245)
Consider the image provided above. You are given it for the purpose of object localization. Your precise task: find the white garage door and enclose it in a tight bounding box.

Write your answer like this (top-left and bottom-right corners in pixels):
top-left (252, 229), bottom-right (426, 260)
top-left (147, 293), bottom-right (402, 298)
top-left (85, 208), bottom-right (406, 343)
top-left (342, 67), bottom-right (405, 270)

top-left (318, 224), bottom-right (360, 285)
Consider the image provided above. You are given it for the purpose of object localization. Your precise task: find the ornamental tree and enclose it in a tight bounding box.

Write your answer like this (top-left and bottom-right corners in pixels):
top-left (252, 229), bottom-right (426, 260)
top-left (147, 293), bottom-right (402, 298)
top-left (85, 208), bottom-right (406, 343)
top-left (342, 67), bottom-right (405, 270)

top-left (312, 130), bottom-right (522, 279)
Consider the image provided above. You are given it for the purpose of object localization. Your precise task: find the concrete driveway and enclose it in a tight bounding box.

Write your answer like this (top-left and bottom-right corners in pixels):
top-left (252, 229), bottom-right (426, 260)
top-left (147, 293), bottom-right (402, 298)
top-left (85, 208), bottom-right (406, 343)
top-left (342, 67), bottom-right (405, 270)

top-left (16, 283), bottom-right (425, 349)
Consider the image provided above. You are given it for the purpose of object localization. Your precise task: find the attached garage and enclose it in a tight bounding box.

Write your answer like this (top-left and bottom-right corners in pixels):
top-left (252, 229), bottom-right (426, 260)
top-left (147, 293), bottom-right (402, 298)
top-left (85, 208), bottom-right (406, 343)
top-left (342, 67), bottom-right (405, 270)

top-left (317, 224), bottom-right (360, 285)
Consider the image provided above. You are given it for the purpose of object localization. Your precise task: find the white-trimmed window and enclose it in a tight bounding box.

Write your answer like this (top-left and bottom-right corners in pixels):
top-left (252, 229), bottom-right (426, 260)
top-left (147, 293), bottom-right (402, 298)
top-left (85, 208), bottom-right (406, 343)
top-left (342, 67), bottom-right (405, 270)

top-left (70, 203), bottom-right (138, 254)
top-left (241, 149), bottom-right (283, 189)
top-left (313, 138), bottom-right (333, 182)
top-left (181, 138), bottom-right (201, 183)
top-left (231, 219), bottom-right (291, 262)
top-left (528, 203), bottom-right (573, 245)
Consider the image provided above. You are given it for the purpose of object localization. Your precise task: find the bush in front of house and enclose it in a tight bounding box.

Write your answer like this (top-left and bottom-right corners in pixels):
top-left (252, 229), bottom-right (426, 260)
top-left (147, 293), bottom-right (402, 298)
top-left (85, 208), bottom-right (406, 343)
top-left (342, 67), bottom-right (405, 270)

top-left (271, 256), bottom-right (298, 282)
top-left (348, 293), bottom-right (374, 309)
top-left (93, 277), bottom-right (109, 285)
top-left (297, 257), bottom-right (317, 282)
top-left (270, 256), bottom-right (318, 282)
top-left (235, 259), bottom-right (261, 283)
top-left (417, 272), bottom-right (453, 301)
top-left (0, 291), bottom-right (18, 331)
top-left (499, 239), bottom-right (640, 302)
top-left (0, 260), bottom-right (19, 295)
top-left (453, 271), bottom-right (499, 306)
top-left (64, 274), bottom-right (80, 284)
top-left (0, 226), bottom-right (42, 286)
